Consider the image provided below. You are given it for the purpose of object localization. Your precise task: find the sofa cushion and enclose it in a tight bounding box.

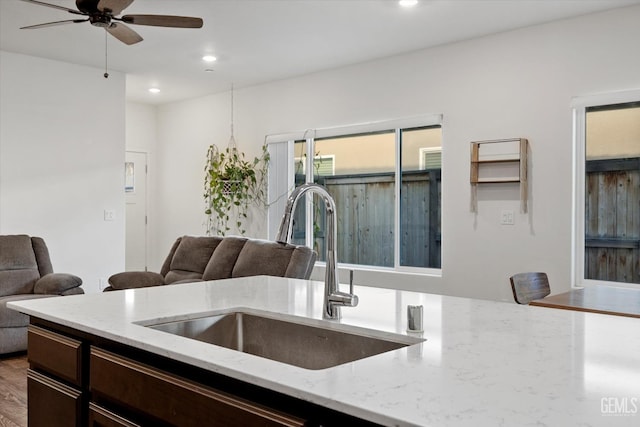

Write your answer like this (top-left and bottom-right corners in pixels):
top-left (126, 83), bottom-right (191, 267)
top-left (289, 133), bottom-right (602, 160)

top-left (0, 269), bottom-right (40, 297)
top-left (169, 236), bottom-right (222, 275)
top-left (231, 240), bottom-right (297, 278)
top-left (109, 271), bottom-right (165, 290)
top-left (0, 235), bottom-right (40, 295)
top-left (31, 236), bottom-right (54, 277)
top-left (0, 235), bottom-right (37, 270)
top-left (284, 247), bottom-right (316, 279)
top-left (202, 237), bottom-right (247, 280)
top-left (164, 270), bottom-right (204, 285)
top-left (0, 294), bottom-right (56, 327)
top-left (159, 237), bottom-right (183, 277)
top-left (34, 273), bottom-right (83, 295)
top-left (0, 327), bottom-right (28, 355)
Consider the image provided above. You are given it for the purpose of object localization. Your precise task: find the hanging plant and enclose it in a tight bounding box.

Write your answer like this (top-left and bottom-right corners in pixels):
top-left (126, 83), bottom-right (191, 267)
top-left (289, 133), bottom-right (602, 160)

top-left (204, 143), bottom-right (269, 235)
top-left (203, 84), bottom-right (270, 235)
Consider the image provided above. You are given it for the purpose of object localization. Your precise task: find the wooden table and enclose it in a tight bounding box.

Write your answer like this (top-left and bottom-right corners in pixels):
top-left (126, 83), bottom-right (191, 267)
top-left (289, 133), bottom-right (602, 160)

top-left (530, 286), bottom-right (640, 318)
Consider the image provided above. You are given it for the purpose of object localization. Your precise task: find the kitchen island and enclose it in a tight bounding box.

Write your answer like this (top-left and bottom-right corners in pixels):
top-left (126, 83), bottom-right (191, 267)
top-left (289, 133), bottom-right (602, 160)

top-left (9, 276), bottom-right (640, 426)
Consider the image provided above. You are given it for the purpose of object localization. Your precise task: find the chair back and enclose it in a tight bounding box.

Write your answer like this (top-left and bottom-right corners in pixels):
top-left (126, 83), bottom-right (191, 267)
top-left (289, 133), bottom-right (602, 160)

top-left (0, 235), bottom-right (52, 296)
top-left (510, 272), bottom-right (550, 304)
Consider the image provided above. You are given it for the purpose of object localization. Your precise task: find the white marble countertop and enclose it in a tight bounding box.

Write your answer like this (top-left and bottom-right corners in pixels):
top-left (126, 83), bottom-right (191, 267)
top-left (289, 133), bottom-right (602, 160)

top-left (9, 276), bottom-right (640, 426)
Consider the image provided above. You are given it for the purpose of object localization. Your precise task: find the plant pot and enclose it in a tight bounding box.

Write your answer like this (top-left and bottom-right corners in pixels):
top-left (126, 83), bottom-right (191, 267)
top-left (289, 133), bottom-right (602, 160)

top-left (221, 180), bottom-right (242, 196)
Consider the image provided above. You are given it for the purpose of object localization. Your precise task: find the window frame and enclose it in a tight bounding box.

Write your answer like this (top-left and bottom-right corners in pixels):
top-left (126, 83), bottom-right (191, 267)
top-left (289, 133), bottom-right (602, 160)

top-left (267, 114), bottom-right (443, 276)
top-left (572, 89), bottom-right (640, 289)
top-left (294, 154), bottom-right (336, 176)
top-left (419, 146), bottom-right (442, 170)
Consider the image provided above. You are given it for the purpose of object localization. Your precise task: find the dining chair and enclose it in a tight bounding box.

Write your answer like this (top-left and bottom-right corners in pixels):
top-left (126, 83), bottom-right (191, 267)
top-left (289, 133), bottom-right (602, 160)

top-left (509, 272), bottom-right (551, 304)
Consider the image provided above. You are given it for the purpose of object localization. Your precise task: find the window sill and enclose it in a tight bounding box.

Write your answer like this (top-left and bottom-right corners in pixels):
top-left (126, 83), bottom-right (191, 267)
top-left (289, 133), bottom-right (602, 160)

top-left (310, 262), bottom-right (442, 294)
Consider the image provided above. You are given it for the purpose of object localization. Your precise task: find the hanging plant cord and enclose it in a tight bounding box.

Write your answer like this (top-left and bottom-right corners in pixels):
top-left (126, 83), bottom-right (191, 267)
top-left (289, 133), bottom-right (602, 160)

top-left (203, 84), bottom-right (269, 236)
top-left (229, 83), bottom-right (236, 149)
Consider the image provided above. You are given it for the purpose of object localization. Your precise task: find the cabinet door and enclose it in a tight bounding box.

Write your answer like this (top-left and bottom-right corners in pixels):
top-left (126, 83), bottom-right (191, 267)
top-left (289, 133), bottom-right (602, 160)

top-left (88, 403), bottom-right (141, 427)
top-left (28, 325), bottom-right (83, 386)
top-left (90, 347), bottom-right (305, 427)
top-left (27, 369), bottom-right (81, 427)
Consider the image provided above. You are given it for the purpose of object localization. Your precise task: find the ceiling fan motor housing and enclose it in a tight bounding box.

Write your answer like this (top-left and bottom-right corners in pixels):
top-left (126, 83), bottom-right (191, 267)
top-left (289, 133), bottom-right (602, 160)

top-left (75, 0), bottom-right (112, 27)
top-left (89, 13), bottom-right (111, 27)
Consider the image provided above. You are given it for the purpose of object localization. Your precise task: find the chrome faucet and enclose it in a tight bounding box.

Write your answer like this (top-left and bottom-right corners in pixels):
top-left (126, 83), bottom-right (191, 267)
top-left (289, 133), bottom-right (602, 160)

top-left (276, 183), bottom-right (358, 319)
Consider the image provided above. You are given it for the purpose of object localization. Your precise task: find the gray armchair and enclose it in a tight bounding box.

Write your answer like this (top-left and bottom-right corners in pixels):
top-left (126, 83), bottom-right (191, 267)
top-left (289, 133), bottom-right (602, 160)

top-left (106, 235), bottom-right (316, 291)
top-left (1, 234), bottom-right (84, 354)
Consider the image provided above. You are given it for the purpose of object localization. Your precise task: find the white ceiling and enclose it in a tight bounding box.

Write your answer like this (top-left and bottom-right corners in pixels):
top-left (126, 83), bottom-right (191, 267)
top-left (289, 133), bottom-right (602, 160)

top-left (2, 0), bottom-right (639, 105)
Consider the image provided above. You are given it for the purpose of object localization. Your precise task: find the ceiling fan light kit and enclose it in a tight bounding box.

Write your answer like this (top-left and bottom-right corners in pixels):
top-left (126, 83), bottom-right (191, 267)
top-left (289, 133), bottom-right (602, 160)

top-left (20, 0), bottom-right (203, 45)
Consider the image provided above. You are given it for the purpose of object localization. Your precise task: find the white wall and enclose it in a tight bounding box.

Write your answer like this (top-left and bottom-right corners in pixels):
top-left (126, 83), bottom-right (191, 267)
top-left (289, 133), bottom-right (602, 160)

top-left (152, 6), bottom-right (640, 301)
top-left (0, 51), bottom-right (126, 294)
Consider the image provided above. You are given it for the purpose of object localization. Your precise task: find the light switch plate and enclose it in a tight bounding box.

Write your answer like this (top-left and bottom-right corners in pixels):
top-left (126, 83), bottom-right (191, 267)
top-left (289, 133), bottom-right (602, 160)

top-left (500, 210), bottom-right (515, 225)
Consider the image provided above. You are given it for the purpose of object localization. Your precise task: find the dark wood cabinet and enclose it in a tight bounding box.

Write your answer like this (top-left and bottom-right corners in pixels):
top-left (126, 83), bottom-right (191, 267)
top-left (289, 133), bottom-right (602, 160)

top-left (28, 325), bottom-right (83, 386)
top-left (90, 347), bottom-right (304, 427)
top-left (27, 369), bottom-right (82, 427)
top-left (27, 325), bottom-right (84, 427)
top-left (88, 403), bottom-right (141, 427)
top-left (26, 319), bottom-right (380, 427)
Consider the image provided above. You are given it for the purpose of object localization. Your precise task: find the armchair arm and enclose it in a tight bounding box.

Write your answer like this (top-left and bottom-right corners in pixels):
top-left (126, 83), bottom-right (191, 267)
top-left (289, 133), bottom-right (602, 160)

top-left (108, 271), bottom-right (165, 291)
top-left (34, 273), bottom-right (83, 295)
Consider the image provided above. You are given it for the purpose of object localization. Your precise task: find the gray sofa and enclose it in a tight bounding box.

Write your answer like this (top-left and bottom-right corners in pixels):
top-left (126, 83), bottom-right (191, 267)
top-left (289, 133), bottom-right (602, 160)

top-left (1, 234), bottom-right (84, 354)
top-left (106, 235), bottom-right (316, 291)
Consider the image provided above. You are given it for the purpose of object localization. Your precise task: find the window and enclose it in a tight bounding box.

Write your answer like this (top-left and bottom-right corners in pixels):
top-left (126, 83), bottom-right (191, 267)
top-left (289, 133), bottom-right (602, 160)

top-left (419, 147), bottom-right (442, 170)
top-left (573, 90), bottom-right (640, 287)
top-left (401, 127), bottom-right (442, 268)
top-left (268, 115), bottom-right (442, 272)
top-left (294, 155), bottom-right (335, 176)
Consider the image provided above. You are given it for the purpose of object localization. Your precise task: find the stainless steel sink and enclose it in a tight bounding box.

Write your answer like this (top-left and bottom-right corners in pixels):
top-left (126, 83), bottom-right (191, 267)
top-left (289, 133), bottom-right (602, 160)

top-left (145, 310), bottom-right (424, 370)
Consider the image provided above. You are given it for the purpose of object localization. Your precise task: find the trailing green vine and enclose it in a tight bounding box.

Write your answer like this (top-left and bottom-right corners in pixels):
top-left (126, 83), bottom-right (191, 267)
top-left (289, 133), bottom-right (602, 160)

top-left (204, 144), bottom-right (269, 235)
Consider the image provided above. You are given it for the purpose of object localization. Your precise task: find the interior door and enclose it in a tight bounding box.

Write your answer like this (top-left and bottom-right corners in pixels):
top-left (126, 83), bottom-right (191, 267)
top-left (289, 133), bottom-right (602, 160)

top-left (125, 151), bottom-right (147, 271)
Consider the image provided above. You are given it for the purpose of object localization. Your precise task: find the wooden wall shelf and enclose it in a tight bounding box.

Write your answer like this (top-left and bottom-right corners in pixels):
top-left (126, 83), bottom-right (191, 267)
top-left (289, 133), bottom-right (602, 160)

top-left (470, 138), bottom-right (528, 213)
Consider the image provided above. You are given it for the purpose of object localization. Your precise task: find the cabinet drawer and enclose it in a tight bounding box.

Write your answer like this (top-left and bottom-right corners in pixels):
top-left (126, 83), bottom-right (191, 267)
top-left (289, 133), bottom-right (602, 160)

top-left (28, 325), bottom-right (83, 386)
top-left (90, 347), bottom-right (305, 427)
top-left (27, 369), bottom-right (82, 427)
top-left (89, 403), bottom-right (141, 427)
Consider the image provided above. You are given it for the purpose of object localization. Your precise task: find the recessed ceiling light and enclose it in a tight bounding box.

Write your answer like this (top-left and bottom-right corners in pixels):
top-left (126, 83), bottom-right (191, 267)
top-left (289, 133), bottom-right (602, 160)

top-left (399, 0), bottom-right (418, 7)
top-left (202, 55), bottom-right (217, 62)
top-left (148, 87), bottom-right (160, 94)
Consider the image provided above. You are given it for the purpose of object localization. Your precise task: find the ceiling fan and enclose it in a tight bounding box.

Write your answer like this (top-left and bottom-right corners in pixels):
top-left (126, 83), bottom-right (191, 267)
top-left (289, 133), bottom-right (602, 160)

top-left (19, 0), bottom-right (204, 45)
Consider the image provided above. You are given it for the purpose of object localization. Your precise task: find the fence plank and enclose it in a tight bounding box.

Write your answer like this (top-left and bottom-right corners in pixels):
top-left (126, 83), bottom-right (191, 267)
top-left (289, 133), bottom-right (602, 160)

top-left (293, 170), bottom-right (441, 269)
top-left (585, 158), bottom-right (640, 284)
top-left (401, 174), bottom-right (426, 267)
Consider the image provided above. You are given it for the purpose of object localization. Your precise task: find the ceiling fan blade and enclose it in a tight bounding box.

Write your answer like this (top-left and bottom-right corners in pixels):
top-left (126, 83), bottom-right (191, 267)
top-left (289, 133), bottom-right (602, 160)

top-left (106, 22), bottom-right (143, 45)
top-left (20, 0), bottom-right (85, 16)
top-left (121, 14), bottom-right (203, 28)
top-left (21, 19), bottom-right (88, 29)
top-left (97, 0), bottom-right (134, 16)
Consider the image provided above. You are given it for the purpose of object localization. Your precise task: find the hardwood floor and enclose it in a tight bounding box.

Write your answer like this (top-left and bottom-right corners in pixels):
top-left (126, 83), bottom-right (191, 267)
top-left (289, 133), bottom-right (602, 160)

top-left (0, 353), bottom-right (27, 427)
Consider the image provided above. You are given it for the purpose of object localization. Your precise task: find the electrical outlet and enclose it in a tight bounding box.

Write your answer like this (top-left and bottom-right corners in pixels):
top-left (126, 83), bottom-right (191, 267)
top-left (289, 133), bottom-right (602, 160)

top-left (500, 210), bottom-right (515, 225)
top-left (104, 209), bottom-right (115, 221)
top-left (98, 277), bottom-right (107, 290)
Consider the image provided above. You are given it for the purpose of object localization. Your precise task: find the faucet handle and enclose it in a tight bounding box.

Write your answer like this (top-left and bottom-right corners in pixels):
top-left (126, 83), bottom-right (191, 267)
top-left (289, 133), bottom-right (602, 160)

top-left (349, 270), bottom-right (358, 307)
top-left (349, 270), bottom-right (354, 295)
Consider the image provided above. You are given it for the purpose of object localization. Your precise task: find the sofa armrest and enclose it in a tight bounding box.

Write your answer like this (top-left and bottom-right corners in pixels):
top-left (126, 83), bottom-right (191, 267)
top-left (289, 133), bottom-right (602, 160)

top-left (34, 273), bottom-right (83, 295)
top-left (108, 271), bottom-right (165, 291)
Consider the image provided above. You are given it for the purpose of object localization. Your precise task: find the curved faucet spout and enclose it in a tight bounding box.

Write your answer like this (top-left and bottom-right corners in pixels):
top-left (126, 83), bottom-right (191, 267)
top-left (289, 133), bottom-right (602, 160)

top-left (276, 183), bottom-right (358, 319)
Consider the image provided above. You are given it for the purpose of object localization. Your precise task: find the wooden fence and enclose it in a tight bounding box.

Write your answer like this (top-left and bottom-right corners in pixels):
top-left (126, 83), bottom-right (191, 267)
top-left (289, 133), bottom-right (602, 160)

top-left (585, 157), bottom-right (640, 284)
top-left (293, 170), bottom-right (441, 268)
